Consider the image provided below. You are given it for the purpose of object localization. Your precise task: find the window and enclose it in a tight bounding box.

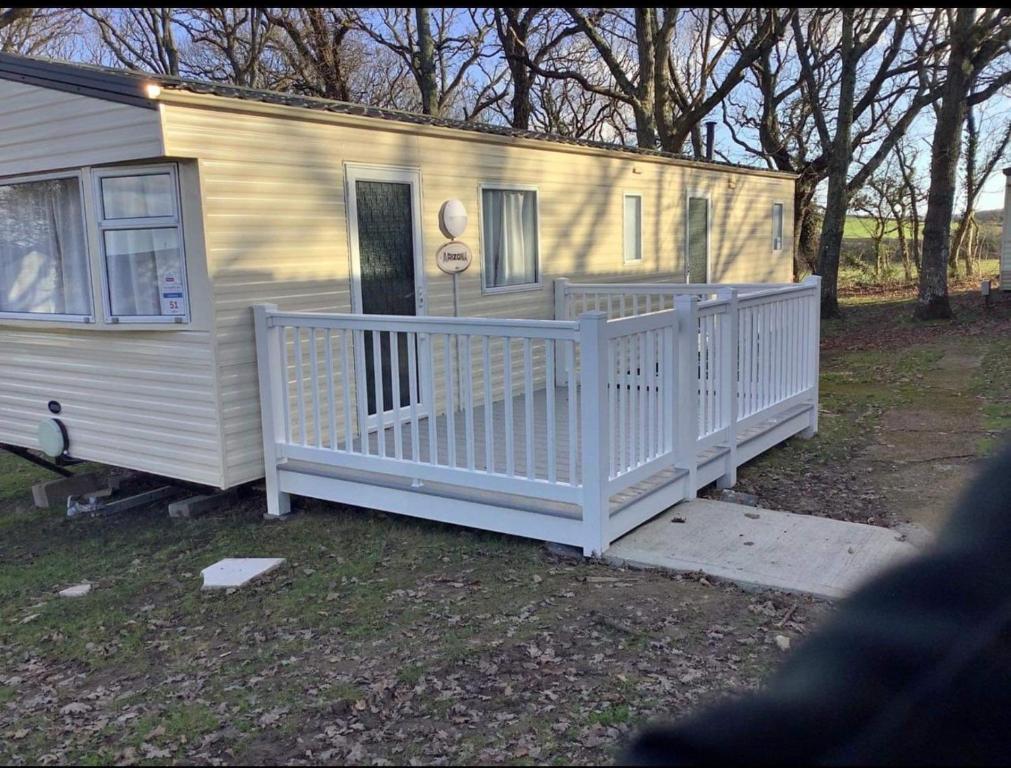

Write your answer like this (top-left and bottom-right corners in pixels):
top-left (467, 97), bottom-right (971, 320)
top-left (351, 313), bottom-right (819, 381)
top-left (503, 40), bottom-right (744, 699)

top-left (623, 193), bottom-right (642, 263)
top-left (0, 174), bottom-right (92, 320)
top-left (772, 202), bottom-right (784, 251)
top-left (95, 166), bottom-right (188, 322)
top-left (686, 195), bottom-right (709, 282)
top-left (481, 186), bottom-right (539, 291)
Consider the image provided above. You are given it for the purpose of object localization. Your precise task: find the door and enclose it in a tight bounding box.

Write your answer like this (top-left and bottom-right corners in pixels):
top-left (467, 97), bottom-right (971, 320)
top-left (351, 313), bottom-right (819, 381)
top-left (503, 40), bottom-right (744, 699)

top-left (346, 164), bottom-right (427, 420)
top-left (686, 194), bottom-right (709, 283)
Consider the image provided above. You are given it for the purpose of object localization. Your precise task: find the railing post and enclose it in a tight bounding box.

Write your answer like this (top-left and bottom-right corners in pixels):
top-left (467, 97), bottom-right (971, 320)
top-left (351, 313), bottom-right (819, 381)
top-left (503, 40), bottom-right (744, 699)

top-left (674, 295), bottom-right (699, 498)
top-left (716, 287), bottom-right (739, 489)
top-left (801, 275), bottom-right (821, 438)
top-left (554, 278), bottom-right (570, 386)
top-left (578, 311), bottom-right (610, 556)
top-left (254, 304), bottom-right (292, 518)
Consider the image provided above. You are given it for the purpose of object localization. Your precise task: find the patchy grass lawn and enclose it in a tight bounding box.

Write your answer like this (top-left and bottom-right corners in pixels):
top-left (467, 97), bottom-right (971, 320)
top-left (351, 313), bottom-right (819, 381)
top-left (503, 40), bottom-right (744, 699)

top-left (3, 284), bottom-right (1008, 765)
top-left (0, 457), bottom-right (825, 765)
top-left (722, 286), bottom-right (1011, 528)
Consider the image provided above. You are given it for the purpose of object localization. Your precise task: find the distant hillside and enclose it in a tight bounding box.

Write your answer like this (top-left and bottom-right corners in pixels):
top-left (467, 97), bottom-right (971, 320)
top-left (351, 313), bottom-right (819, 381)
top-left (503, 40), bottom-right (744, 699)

top-left (844, 209), bottom-right (1003, 241)
top-left (976, 208), bottom-right (1003, 225)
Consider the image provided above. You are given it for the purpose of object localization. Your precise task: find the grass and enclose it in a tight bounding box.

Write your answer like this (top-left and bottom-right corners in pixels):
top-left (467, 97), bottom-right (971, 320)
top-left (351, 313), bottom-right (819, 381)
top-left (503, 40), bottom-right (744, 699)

top-left (3, 283), bottom-right (1011, 764)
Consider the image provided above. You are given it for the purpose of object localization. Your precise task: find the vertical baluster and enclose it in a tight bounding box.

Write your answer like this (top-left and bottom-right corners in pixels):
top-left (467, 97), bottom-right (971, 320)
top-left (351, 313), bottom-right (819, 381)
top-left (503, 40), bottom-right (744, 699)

top-left (389, 331), bottom-right (403, 460)
top-left (503, 337), bottom-right (514, 475)
top-left (309, 328), bottom-right (321, 448)
top-left (483, 336), bottom-right (494, 472)
top-left (566, 340), bottom-right (578, 484)
top-left (638, 329), bottom-right (647, 463)
top-left (699, 317), bottom-right (708, 437)
top-left (354, 329), bottom-right (370, 456)
top-left (711, 315), bottom-right (718, 430)
top-left (618, 332), bottom-right (627, 473)
top-left (339, 331), bottom-right (352, 451)
top-left (294, 327), bottom-right (306, 446)
top-left (280, 325), bottom-right (291, 444)
top-left (325, 329), bottom-right (336, 449)
top-left (463, 335), bottom-right (475, 470)
top-left (608, 337), bottom-right (617, 478)
top-left (546, 339), bottom-right (557, 483)
top-left (523, 338), bottom-right (535, 480)
top-left (407, 332), bottom-right (420, 463)
top-left (426, 332), bottom-right (438, 464)
top-left (646, 329), bottom-right (656, 457)
top-left (371, 330), bottom-right (386, 458)
top-left (633, 294), bottom-right (640, 318)
top-left (620, 294), bottom-right (627, 320)
top-left (605, 294), bottom-right (612, 317)
top-left (444, 334), bottom-right (457, 467)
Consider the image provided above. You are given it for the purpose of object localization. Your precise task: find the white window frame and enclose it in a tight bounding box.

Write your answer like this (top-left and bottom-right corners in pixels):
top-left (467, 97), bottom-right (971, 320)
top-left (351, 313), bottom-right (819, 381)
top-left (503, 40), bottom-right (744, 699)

top-left (684, 189), bottom-right (711, 283)
top-left (478, 182), bottom-right (542, 295)
top-left (93, 163), bottom-right (189, 324)
top-left (0, 170), bottom-right (95, 323)
top-left (772, 201), bottom-right (785, 252)
top-left (622, 191), bottom-right (644, 264)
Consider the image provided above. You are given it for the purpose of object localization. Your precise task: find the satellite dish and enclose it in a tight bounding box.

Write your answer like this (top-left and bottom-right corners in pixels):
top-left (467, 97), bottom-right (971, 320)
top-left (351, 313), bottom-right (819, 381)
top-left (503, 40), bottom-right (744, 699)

top-left (439, 199), bottom-right (468, 239)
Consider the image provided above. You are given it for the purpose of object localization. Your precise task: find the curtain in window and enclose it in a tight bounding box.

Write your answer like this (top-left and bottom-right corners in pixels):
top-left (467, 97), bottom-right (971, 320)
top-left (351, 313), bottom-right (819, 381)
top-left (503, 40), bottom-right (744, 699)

top-left (624, 196), bottom-right (642, 262)
top-left (482, 189), bottom-right (538, 288)
top-left (0, 178), bottom-right (89, 315)
top-left (105, 228), bottom-right (181, 316)
top-left (772, 203), bottom-right (784, 250)
top-left (100, 173), bottom-right (173, 219)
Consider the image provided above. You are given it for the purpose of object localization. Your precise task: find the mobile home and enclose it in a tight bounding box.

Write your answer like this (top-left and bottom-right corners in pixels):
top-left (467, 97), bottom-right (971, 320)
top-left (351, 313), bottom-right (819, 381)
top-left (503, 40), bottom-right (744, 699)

top-left (0, 54), bottom-right (801, 528)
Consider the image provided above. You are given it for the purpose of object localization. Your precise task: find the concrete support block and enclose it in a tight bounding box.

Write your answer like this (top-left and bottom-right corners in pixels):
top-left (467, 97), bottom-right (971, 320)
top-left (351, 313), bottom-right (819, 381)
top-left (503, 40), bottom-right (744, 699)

top-left (32, 472), bottom-right (107, 508)
top-left (168, 492), bottom-right (229, 519)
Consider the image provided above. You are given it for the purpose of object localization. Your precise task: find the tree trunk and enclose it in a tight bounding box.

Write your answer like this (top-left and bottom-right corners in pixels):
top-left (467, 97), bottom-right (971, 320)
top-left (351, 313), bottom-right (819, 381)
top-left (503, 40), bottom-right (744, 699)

top-left (794, 181), bottom-right (819, 278)
top-left (632, 8), bottom-right (658, 148)
top-left (498, 9), bottom-right (533, 130)
top-left (814, 11), bottom-right (857, 318)
top-left (915, 9), bottom-right (976, 320)
top-left (415, 8), bottom-right (439, 116)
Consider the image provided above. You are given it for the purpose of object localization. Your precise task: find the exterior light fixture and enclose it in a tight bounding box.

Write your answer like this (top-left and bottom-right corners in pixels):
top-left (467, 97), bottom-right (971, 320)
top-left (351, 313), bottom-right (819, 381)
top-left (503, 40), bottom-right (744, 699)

top-left (439, 199), bottom-right (468, 240)
top-left (144, 82), bottom-right (162, 99)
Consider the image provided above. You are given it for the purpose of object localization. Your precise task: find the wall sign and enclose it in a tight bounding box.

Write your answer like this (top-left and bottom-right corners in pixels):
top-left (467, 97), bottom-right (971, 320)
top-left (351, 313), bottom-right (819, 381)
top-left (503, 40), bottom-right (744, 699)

top-left (436, 241), bottom-right (473, 274)
top-left (159, 269), bottom-right (187, 316)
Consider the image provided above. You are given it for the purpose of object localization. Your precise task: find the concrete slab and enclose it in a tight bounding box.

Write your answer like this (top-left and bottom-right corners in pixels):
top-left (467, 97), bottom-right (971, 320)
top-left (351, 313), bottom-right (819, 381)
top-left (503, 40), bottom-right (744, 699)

top-left (169, 492), bottom-right (230, 519)
top-left (58, 583), bottom-right (92, 598)
top-left (33, 472), bottom-right (107, 508)
top-left (605, 499), bottom-right (918, 600)
top-left (200, 558), bottom-right (285, 590)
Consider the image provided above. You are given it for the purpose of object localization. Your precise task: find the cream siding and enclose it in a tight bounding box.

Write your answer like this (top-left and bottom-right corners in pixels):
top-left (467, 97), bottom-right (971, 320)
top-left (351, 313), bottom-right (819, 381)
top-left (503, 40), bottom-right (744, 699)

top-left (0, 84), bottom-right (224, 486)
top-left (0, 80), bottom-right (163, 177)
top-left (159, 95), bottom-right (794, 487)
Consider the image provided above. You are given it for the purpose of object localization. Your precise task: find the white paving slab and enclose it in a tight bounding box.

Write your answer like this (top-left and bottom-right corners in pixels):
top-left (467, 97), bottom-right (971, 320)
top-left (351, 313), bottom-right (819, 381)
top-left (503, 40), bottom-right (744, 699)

top-left (605, 499), bottom-right (918, 600)
top-left (59, 583), bottom-right (92, 598)
top-left (201, 558), bottom-right (285, 590)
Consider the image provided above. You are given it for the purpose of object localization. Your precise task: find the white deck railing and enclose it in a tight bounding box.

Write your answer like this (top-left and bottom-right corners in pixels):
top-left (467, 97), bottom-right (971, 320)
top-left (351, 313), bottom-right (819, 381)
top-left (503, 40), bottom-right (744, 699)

top-left (253, 276), bottom-right (820, 556)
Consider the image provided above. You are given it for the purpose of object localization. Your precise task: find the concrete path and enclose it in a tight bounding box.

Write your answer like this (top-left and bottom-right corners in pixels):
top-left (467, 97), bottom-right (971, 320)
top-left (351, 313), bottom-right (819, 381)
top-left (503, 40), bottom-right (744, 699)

top-left (605, 499), bottom-right (917, 600)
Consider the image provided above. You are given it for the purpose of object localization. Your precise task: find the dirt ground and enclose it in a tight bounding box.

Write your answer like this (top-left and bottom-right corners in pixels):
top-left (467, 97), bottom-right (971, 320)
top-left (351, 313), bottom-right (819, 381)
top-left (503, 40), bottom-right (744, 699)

top-left (2, 285), bottom-right (1010, 765)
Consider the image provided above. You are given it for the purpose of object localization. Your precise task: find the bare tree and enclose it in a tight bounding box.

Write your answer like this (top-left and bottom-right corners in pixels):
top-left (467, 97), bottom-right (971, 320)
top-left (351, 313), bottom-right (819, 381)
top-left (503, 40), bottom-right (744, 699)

top-left (793, 8), bottom-right (947, 317)
top-left (893, 139), bottom-right (927, 278)
top-left (175, 8), bottom-right (276, 88)
top-left (852, 166), bottom-right (903, 280)
top-left (949, 104), bottom-right (1011, 277)
top-left (0, 7), bottom-right (80, 56)
top-left (84, 7), bottom-right (181, 75)
top-left (917, 8), bottom-right (1011, 319)
top-left (357, 7), bottom-right (495, 118)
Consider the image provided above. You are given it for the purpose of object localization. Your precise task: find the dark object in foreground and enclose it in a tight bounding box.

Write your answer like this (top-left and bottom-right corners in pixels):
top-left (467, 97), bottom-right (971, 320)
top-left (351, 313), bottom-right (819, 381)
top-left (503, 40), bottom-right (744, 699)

top-left (624, 441), bottom-right (1011, 765)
